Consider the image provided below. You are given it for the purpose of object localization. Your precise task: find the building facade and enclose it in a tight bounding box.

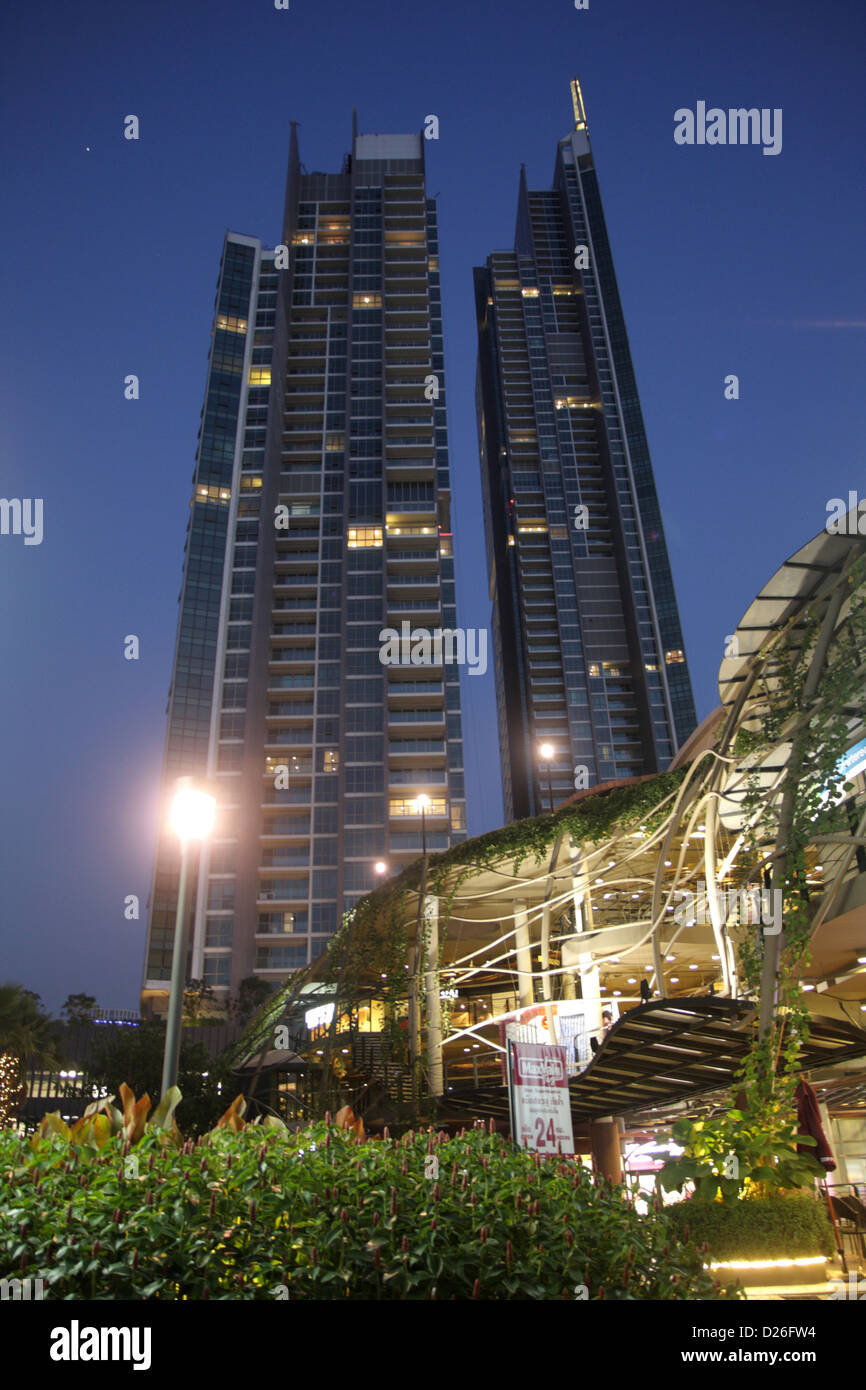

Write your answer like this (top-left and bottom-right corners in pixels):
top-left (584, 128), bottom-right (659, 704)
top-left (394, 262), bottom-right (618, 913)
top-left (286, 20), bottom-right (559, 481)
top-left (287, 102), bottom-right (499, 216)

top-left (475, 81), bottom-right (696, 820)
top-left (142, 121), bottom-right (466, 1014)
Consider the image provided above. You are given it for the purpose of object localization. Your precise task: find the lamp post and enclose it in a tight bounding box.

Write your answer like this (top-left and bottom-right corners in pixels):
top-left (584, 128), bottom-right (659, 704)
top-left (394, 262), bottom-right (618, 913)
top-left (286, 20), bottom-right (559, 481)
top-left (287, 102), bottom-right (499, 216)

top-left (160, 776), bottom-right (216, 1098)
top-left (539, 742), bottom-right (555, 814)
top-left (373, 859), bottom-right (389, 879)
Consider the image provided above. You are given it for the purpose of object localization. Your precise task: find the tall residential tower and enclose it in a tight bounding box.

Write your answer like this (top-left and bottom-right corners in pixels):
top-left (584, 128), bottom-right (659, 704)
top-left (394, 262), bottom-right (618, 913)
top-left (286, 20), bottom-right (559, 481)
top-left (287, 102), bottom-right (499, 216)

top-left (475, 81), bottom-right (696, 820)
top-left (142, 121), bottom-right (466, 1014)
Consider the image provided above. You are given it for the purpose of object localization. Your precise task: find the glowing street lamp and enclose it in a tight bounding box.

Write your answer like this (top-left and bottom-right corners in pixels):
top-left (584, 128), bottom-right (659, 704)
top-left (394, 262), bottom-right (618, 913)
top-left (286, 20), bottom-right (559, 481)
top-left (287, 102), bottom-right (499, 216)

top-left (414, 792), bottom-right (432, 855)
top-left (373, 860), bottom-right (389, 878)
top-left (160, 776), bottom-right (216, 1098)
top-left (539, 743), bottom-right (555, 814)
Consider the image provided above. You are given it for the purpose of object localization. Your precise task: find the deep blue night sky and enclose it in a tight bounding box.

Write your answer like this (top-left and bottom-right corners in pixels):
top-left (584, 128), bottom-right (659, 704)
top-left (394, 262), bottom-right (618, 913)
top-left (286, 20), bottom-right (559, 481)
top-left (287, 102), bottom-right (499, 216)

top-left (1, 0), bottom-right (863, 1014)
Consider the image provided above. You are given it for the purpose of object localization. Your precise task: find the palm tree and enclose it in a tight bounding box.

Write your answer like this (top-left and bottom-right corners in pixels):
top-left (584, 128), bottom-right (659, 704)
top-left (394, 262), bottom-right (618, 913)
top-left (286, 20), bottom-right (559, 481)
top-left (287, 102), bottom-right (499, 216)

top-left (0, 982), bottom-right (61, 1126)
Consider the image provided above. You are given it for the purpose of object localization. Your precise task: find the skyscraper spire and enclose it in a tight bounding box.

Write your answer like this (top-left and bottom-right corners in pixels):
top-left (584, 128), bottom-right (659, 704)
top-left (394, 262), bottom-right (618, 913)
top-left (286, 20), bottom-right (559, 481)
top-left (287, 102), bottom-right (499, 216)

top-left (570, 77), bottom-right (587, 132)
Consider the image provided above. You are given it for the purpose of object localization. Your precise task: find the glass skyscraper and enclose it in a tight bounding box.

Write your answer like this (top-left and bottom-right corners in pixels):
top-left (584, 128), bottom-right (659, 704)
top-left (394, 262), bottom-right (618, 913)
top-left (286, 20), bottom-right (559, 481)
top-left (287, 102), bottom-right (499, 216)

top-left (475, 81), bottom-right (696, 821)
top-left (142, 120), bottom-right (465, 1014)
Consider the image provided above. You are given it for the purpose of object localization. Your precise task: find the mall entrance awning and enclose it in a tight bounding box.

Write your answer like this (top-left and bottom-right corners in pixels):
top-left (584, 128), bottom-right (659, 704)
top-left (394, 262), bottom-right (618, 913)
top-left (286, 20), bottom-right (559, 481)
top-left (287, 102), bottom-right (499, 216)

top-left (444, 997), bottom-right (866, 1126)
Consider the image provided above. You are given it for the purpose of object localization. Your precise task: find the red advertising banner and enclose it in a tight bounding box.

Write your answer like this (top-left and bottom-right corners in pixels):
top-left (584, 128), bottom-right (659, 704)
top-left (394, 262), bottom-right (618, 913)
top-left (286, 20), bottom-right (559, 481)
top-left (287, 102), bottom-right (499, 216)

top-left (508, 1041), bottom-right (575, 1155)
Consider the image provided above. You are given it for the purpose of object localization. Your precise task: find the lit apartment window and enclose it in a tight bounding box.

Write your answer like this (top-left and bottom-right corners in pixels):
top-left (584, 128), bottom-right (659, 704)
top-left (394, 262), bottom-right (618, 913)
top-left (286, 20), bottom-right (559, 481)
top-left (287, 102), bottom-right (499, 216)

top-left (249, 367), bottom-right (271, 387)
top-left (323, 750), bottom-right (339, 773)
top-left (588, 663), bottom-right (600, 678)
top-left (196, 484), bottom-right (231, 505)
top-left (352, 293), bottom-right (382, 308)
top-left (326, 434), bottom-right (344, 451)
top-left (348, 526), bottom-right (383, 549)
top-left (451, 804), bottom-right (466, 832)
top-left (665, 649), bottom-right (685, 665)
top-left (521, 287), bottom-right (539, 298)
top-left (389, 797), bottom-right (447, 817)
top-left (645, 662), bottom-right (659, 672)
top-left (216, 314), bottom-right (247, 333)
top-left (292, 232), bottom-right (314, 245)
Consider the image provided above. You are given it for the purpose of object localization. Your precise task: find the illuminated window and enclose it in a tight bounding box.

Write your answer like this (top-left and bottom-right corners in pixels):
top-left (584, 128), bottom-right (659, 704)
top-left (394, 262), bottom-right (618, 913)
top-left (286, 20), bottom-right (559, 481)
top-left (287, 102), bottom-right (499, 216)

top-left (196, 484), bottom-right (231, 505)
top-left (292, 232), bottom-right (314, 246)
top-left (216, 314), bottom-right (247, 334)
top-left (451, 804), bottom-right (466, 832)
top-left (588, 663), bottom-right (600, 678)
top-left (552, 285), bottom-right (574, 296)
top-left (389, 797), bottom-right (447, 818)
top-left (517, 523), bottom-right (548, 534)
top-left (428, 256), bottom-right (439, 271)
top-left (556, 396), bottom-right (592, 410)
top-left (323, 750), bottom-right (339, 773)
top-left (249, 367), bottom-right (271, 386)
top-left (326, 434), bottom-right (344, 451)
top-left (644, 662), bottom-right (659, 672)
top-left (241, 476), bottom-right (263, 491)
top-left (384, 231), bottom-right (425, 245)
top-left (493, 279), bottom-right (520, 290)
top-left (348, 526), bottom-right (383, 549)
top-left (521, 287), bottom-right (539, 298)
top-left (603, 662), bottom-right (625, 676)
top-left (549, 525), bottom-right (567, 539)
top-left (353, 293), bottom-right (382, 308)
top-left (439, 534), bottom-right (453, 557)
top-left (319, 220), bottom-right (349, 244)
top-left (665, 649), bottom-right (685, 665)
top-left (511, 433), bottom-right (537, 443)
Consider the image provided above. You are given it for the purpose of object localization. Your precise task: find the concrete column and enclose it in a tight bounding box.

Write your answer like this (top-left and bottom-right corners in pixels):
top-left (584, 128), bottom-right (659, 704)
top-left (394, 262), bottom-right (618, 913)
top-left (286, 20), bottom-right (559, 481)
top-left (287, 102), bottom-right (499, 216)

top-left (514, 898), bottom-right (534, 1010)
top-left (570, 842), bottom-right (602, 1037)
top-left (591, 1118), bottom-right (622, 1183)
top-left (424, 895), bottom-right (443, 1097)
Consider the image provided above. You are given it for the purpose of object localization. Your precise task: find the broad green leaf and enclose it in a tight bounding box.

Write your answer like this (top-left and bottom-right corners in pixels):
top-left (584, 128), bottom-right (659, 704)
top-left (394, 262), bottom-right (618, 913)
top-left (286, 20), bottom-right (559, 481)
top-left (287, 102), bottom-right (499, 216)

top-left (151, 1086), bottom-right (182, 1131)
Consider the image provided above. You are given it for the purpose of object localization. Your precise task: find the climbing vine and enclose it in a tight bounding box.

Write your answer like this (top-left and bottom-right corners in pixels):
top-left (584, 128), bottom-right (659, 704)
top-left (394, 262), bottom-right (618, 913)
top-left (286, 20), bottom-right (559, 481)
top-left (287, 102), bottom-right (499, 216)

top-left (732, 556), bottom-right (866, 1121)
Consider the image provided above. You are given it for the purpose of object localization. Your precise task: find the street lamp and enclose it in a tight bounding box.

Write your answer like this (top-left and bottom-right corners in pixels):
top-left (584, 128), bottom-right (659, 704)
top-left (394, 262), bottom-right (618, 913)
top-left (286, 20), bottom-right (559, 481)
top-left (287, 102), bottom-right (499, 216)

top-left (415, 792), bottom-right (432, 855)
top-left (160, 776), bottom-right (216, 1098)
top-left (373, 860), bottom-right (389, 879)
top-left (539, 743), bottom-right (555, 813)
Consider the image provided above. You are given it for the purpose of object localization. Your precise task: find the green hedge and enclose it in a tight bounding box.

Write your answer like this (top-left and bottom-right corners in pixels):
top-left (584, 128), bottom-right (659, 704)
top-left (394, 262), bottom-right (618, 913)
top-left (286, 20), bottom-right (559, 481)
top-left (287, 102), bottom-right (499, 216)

top-left (664, 1194), bottom-right (835, 1262)
top-left (1, 1122), bottom-right (739, 1301)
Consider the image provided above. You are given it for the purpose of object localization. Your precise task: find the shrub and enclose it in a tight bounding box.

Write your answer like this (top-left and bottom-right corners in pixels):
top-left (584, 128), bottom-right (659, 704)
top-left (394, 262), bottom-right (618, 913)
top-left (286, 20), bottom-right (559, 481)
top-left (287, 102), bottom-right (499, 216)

top-left (0, 1114), bottom-right (739, 1300)
top-left (664, 1193), bottom-right (835, 1262)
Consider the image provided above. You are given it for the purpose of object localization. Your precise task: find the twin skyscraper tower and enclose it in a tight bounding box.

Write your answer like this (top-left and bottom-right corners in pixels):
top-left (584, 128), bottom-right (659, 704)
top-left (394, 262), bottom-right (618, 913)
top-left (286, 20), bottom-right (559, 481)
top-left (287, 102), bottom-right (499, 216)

top-left (142, 82), bottom-right (695, 1014)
